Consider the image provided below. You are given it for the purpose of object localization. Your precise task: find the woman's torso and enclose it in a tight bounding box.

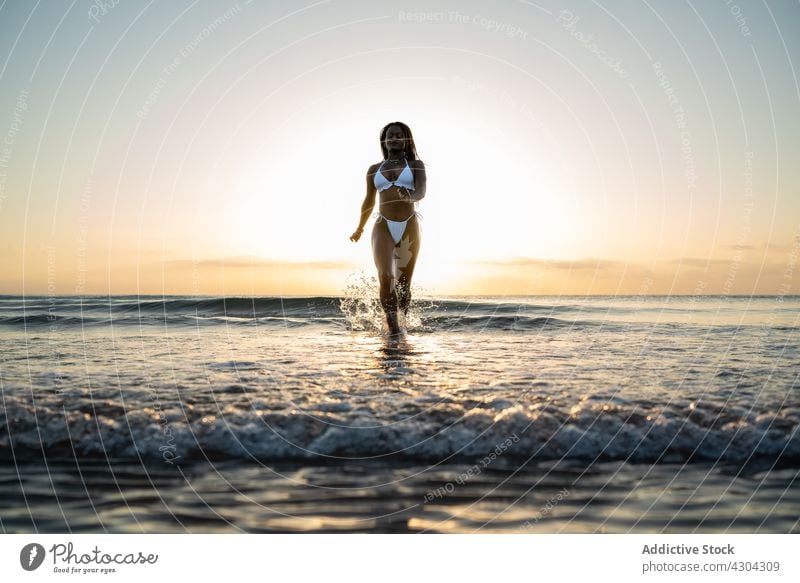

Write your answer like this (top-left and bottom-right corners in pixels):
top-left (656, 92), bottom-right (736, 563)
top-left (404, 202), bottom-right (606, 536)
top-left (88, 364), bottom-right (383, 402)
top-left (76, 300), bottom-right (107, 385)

top-left (372, 159), bottom-right (417, 221)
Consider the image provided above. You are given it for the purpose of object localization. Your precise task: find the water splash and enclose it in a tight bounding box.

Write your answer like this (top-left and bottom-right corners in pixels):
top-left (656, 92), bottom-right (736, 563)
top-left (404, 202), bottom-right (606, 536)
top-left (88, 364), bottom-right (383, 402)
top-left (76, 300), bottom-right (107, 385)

top-left (399, 282), bottom-right (438, 334)
top-left (339, 271), bottom-right (383, 333)
top-left (339, 270), bottom-right (438, 334)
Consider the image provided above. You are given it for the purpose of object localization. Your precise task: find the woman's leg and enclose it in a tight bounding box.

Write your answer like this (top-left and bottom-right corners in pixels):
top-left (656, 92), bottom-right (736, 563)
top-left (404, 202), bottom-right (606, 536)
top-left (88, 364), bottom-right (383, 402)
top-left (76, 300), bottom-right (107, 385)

top-left (371, 219), bottom-right (401, 333)
top-left (396, 215), bottom-right (421, 316)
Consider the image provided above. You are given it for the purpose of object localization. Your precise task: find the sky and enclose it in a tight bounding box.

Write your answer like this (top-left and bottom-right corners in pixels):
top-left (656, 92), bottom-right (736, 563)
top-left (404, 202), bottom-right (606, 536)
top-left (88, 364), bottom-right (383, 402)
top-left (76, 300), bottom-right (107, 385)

top-left (0, 0), bottom-right (798, 296)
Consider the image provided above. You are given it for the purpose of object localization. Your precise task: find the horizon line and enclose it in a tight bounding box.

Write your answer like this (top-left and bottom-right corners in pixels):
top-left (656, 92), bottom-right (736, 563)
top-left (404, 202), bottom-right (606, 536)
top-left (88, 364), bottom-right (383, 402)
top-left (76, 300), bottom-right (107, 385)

top-left (3, 293), bottom-right (799, 299)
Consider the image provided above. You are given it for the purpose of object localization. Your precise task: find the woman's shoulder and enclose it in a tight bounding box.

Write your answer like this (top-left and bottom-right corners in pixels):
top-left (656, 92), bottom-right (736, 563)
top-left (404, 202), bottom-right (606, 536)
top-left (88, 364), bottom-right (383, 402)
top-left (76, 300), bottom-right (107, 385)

top-left (409, 158), bottom-right (425, 169)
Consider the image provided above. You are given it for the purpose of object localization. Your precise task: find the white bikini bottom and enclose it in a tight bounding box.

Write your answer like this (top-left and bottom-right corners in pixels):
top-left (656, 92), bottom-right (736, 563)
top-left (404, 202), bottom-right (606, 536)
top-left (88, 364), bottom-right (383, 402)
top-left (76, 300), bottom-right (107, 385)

top-left (375, 212), bottom-right (422, 246)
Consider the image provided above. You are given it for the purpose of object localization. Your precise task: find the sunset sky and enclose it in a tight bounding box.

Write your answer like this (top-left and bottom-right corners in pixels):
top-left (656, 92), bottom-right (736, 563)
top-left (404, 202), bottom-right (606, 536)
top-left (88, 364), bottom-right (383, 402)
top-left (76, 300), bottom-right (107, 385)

top-left (0, 0), bottom-right (798, 296)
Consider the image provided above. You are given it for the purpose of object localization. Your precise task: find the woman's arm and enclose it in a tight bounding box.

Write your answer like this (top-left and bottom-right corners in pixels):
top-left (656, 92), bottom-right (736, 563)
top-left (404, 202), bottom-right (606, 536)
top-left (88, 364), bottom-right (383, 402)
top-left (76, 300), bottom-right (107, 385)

top-left (406, 159), bottom-right (426, 201)
top-left (350, 165), bottom-right (378, 242)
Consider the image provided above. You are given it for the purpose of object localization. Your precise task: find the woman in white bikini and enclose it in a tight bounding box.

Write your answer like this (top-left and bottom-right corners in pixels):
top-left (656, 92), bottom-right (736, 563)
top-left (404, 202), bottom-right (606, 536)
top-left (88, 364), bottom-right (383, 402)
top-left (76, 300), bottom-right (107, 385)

top-left (349, 121), bottom-right (427, 335)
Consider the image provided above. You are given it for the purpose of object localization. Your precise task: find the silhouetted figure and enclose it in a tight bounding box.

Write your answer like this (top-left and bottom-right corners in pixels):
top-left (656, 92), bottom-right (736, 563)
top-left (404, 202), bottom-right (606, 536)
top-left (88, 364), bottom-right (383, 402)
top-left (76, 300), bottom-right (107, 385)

top-left (350, 122), bottom-right (427, 335)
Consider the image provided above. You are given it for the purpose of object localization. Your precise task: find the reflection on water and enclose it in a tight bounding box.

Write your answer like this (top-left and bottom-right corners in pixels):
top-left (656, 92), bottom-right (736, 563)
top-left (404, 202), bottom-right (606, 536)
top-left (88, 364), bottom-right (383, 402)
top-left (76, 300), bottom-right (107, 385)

top-left (375, 334), bottom-right (417, 378)
top-left (1, 457), bottom-right (797, 533)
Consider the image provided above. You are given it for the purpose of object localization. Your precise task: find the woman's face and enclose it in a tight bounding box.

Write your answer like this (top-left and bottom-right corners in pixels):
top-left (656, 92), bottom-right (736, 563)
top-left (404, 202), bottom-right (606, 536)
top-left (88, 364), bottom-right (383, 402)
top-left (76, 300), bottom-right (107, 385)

top-left (384, 125), bottom-right (406, 155)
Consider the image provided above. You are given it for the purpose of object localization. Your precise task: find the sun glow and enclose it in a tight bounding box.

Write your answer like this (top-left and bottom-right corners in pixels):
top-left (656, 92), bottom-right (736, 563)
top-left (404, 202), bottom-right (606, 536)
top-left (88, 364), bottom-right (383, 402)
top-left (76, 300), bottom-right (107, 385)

top-left (219, 101), bottom-right (585, 293)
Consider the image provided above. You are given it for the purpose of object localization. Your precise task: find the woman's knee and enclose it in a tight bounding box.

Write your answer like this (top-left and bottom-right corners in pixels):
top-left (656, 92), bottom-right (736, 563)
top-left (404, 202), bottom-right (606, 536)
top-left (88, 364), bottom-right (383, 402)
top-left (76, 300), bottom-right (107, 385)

top-left (377, 271), bottom-right (395, 288)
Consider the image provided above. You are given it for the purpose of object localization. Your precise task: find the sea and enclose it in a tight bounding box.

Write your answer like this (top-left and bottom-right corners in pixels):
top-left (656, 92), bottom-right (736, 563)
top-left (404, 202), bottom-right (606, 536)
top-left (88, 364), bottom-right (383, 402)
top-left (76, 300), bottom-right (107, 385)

top-left (0, 291), bottom-right (797, 533)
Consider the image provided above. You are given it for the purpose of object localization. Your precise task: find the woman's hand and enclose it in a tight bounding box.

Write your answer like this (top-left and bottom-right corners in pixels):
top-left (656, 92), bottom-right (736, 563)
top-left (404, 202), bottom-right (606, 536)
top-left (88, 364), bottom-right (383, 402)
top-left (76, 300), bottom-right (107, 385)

top-left (349, 228), bottom-right (364, 242)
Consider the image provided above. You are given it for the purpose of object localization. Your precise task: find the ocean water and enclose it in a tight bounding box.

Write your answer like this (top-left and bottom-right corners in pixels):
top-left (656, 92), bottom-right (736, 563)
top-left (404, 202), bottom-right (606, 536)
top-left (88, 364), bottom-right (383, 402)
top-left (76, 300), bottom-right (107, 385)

top-left (0, 292), bottom-right (798, 533)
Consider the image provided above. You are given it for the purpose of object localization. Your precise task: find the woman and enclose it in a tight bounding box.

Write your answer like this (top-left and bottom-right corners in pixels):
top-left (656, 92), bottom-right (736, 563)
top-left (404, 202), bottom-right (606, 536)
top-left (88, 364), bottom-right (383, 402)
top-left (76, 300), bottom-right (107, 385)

top-left (350, 121), bottom-right (427, 335)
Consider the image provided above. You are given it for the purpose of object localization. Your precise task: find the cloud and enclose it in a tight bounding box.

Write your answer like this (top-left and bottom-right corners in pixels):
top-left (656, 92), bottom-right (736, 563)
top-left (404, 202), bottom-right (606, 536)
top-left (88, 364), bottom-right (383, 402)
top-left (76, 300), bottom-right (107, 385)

top-left (161, 256), bottom-right (356, 270)
top-left (662, 258), bottom-right (729, 267)
top-left (472, 256), bottom-right (652, 273)
top-left (460, 251), bottom-right (798, 294)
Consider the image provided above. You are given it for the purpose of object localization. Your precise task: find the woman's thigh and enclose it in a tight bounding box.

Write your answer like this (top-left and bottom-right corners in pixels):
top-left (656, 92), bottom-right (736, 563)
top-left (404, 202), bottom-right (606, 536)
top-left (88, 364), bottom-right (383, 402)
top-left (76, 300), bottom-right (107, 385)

top-left (371, 219), bottom-right (396, 279)
top-left (396, 216), bottom-right (421, 279)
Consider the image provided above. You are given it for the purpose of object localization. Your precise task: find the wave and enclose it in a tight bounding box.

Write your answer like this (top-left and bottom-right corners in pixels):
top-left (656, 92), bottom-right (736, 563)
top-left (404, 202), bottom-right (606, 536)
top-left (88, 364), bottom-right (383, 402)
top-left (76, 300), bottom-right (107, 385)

top-left (2, 396), bottom-right (797, 465)
top-left (0, 314), bottom-right (93, 326)
top-left (2, 295), bottom-right (796, 332)
top-left (0, 297), bottom-right (341, 328)
top-left (0, 296), bottom-right (593, 331)
top-left (0, 313), bottom-right (590, 332)
top-left (0, 296), bottom-right (343, 316)
top-left (425, 314), bottom-right (578, 331)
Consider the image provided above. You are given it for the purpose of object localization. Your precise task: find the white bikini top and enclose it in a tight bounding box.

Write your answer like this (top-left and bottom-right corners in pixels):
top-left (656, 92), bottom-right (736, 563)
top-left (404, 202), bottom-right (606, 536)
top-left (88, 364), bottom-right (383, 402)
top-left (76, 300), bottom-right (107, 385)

top-left (374, 158), bottom-right (415, 192)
